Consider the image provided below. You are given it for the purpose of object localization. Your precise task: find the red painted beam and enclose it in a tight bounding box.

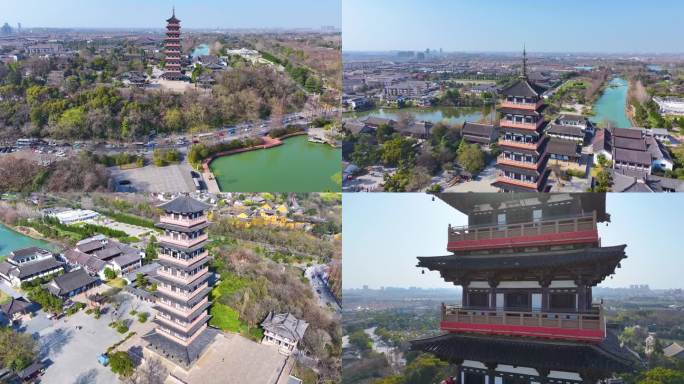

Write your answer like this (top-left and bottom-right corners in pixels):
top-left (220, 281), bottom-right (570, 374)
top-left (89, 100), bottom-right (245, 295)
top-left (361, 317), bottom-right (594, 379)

top-left (447, 230), bottom-right (598, 251)
top-left (440, 321), bottom-right (605, 343)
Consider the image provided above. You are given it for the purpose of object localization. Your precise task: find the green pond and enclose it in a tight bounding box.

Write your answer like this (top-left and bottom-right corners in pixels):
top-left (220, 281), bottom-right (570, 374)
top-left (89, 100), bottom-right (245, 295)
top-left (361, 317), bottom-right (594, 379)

top-left (209, 135), bottom-right (341, 192)
top-left (345, 106), bottom-right (488, 125)
top-left (591, 77), bottom-right (632, 128)
top-left (0, 223), bottom-right (53, 258)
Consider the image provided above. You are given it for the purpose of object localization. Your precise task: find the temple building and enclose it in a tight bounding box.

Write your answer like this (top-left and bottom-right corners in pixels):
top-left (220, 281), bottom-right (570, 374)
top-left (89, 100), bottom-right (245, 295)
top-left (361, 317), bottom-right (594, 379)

top-left (493, 49), bottom-right (550, 192)
top-left (411, 194), bottom-right (637, 384)
top-left (142, 196), bottom-right (218, 370)
top-left (162, 8), bottom-right (183, 80)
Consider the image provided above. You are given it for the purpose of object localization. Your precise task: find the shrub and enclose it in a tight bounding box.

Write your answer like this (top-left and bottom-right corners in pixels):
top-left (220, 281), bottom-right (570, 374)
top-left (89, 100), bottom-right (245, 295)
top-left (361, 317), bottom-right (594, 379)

top-left (108, 351), bottom-right (134, 378)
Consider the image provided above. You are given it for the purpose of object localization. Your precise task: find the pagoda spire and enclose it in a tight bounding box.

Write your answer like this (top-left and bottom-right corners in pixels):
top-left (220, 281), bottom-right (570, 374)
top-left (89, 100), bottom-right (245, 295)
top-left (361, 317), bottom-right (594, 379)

top-left (172, 5), bottom-right (175, 17)
top-left (521, 44), bottom-right (528, 79)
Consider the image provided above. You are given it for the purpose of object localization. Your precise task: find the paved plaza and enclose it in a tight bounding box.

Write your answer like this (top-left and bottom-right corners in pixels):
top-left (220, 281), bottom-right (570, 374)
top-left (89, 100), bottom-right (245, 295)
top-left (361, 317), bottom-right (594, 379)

top-left (164, 333), bottom-right (289, 384)
top-left (109, 163), bottom-right (197, 193)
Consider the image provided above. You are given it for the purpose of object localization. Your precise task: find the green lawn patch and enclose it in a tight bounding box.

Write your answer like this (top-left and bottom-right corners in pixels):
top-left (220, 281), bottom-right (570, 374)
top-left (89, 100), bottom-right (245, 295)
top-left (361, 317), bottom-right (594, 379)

top-left (211, 272), bottom-right (250, 299)
top-left (107, 278), bottom-right (127, 289)
top-left (209, 303), bottom-right (242, 332)
top-left (0, 290), bottom-right (10, 305)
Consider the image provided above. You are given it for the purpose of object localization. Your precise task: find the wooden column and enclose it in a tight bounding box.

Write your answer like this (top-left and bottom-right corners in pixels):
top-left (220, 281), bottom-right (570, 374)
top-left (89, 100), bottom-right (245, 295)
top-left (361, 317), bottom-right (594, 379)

top-left (489, 279), bottom-right (498, 309)
top-left (452, 359), bottom-right (464, 384)
top-left (485, 363), bottom-right (498, 384)
top-left (462, 282), bottom-right (470, 307)
top-left (540, 278), bottom-right (551, 312)
top-left (537, 368), bottom-right (550, 384)
top-left (576, 278), bottom-right (587, 312)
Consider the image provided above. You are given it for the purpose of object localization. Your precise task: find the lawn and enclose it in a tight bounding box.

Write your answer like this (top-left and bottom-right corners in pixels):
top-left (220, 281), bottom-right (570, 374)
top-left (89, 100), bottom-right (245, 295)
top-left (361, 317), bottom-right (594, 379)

top-left (209, 303), bottom-right (242, 332)
top-left (106, 278), bottom-right (127, 289)
top-left (208, 272), bottom-right (264, 341)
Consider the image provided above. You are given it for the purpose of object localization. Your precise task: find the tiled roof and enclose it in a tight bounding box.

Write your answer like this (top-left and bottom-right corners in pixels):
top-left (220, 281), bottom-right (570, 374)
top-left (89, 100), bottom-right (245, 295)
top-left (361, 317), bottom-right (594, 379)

top-left (158, 196), bottom-right (210, 214)
top-left (261, 312), bottom-right (309, 342)
top-left (46, 269), bottom-right (98, 296)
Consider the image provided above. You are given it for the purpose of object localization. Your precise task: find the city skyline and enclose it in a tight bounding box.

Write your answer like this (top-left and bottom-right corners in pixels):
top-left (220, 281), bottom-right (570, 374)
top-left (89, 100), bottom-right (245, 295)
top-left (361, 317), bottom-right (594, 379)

top-left (343, 193), bottom-right (684, 290)
top-left (1, 0), bottom-right (341, 29)
top-left (343, 0), bottom-right (684, 53)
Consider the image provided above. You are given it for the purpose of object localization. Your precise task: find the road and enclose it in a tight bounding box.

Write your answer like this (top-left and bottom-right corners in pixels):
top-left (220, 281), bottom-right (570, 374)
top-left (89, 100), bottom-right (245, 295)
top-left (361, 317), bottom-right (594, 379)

top-left (305, 264), bottom-right (341, 311)
top-left (0, 280), bottom-right (22, 299)
top-left (2, 108), bottom-right (340, 161)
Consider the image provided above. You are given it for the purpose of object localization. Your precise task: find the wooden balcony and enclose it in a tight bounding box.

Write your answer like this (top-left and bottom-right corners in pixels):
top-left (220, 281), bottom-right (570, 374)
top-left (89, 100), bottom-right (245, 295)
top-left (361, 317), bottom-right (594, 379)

top-left (160, 214), bottom-right (207, 227)
top-left (158, 268), bottom-right (209, 286)
top-left (447, 212), bottom-right (598, 251)
top-left (497, 139), bottom-right (540, 151)
top-left (500, 119), bottom-right (543, 131)
top-left (494, 175), bottom-right (542, 191)
top-left (157, 297), bottom-right (209, 318)
top-left (159, 233), bottom-right (208, 248)
top-left (500, 100), bottom-right (543, 111)
top-left (497, 155), bottom-right (541, 170)
top-left (440, 304), bottom-right (605, 342)
top-left (158, 251), bottom-right (208, 267)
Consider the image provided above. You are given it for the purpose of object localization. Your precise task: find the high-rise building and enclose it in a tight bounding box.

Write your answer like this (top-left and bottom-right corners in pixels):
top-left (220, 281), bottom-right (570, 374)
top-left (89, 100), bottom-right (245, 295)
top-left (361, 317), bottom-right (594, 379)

top-left (411, 194), bottom-right (636, 384)
top-left (142, 196), bottom-right (217, 369)
top-left (493, 48), bottom-right (550, 192)
top-left (162, 8), bottom-right (183, 80)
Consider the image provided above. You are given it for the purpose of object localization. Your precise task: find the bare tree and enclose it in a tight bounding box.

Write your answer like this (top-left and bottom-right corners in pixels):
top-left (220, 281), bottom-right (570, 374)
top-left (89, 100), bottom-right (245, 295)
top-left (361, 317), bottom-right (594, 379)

top-left (125, 357), bottom-right (168, 384)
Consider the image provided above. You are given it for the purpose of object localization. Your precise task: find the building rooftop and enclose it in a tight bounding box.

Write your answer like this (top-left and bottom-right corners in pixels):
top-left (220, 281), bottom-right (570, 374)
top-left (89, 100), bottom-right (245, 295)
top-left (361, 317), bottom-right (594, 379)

top-left (614, 148), bottom-right (652, 166)
top-left (0, 297), bottom-right (32, 316)
top-left (8, 247), bottom-right (51, 263)
top-left (46, 268), bottom-right (98, 297)
top-left (664, 342), bottom-right (684, 358)
top-left (158, 196), bottom-right (210, 214)
top-left (546, 124), bottom-right (585, 138)
top-left (463, 122), bottom-right (497, 137)
top-left (501, 78), bottom-right (546, 98)
top-left (261, 312), bottom-right (309, 342)
top-left (417, 245), bottom-right (627, 285)
top-left (410, 331), bottom-right (637, 374)
top-left (614, 137), bottom-right (647, 151)
top-left (0, 257), bottom-right (63, 279)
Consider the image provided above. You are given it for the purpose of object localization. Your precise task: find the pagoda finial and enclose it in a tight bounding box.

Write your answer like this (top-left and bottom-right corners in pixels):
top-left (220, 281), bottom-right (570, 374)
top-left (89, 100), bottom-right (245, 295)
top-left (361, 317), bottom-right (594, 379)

top-left (521, 44), bottom-right (528, 79)
top-left (172, 5), bottom-right (175, 17)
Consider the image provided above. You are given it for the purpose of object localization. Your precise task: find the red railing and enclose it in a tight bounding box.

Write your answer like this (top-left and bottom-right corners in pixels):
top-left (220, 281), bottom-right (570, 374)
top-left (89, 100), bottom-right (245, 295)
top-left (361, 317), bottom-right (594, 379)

top-left (440, 303), bottom-right (605, 342)
top-left (447, 212), bottom-right (598, 251)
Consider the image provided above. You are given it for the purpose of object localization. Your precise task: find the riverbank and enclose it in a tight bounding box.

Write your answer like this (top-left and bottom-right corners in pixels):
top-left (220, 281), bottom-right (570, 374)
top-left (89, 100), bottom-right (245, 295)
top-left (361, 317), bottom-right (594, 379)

top-left (590, 77), bottom-right (632, 128)
top-left (0, 222), bottom-right (58, 257)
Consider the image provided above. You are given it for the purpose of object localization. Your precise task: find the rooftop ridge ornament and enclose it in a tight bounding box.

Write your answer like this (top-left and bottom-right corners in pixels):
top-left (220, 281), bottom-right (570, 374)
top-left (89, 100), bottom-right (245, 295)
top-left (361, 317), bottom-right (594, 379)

top-left (521, 44), bottom-right (528, 79)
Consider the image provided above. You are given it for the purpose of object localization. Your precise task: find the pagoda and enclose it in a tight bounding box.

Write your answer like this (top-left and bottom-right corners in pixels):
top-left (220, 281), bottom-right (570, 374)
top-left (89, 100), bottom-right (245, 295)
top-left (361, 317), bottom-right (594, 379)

top-left (162, 7), bottom-right (183, 80)
top-left (142, 196), bottom-right (218, 369)
top-left (493, 49), bottom-right (550, 192)
top-left (411, 193), bottom-right (637, 384)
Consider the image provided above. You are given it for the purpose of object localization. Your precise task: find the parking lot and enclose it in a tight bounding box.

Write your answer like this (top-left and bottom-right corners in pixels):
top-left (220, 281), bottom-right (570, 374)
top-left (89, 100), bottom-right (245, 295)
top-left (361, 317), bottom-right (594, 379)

top-left (109, 163), bottom-right (197, 193)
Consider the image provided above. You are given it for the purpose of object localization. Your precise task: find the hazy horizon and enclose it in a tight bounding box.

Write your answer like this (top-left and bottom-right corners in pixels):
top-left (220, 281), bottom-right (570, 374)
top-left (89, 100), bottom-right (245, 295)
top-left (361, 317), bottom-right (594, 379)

top-left (1, 0), bottom-right (341, 30)
top-left (343, 0), bottom-right (684, 54)
top-left (343, 193), bottom-right (684, 290)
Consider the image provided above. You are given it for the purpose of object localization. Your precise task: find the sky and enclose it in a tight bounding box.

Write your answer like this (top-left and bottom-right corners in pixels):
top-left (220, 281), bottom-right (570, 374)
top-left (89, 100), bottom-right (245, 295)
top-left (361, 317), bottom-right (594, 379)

top-left (1, 0), bottom-right (341, 29)
top-left (343, 193), bottom-right (684, 290)
top-left (343, 0), bottom-right (684, 53)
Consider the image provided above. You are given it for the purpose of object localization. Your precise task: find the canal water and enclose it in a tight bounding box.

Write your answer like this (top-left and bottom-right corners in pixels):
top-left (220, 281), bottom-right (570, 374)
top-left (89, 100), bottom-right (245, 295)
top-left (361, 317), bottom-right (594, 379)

top-left (0, 223), bottom-right (52, 258)
top-left (209, 135), bottom-right (341, 192)
top-left (191, 43), bottom-right (210, 58)
top-left (591, 77), bottom-right (632, 129)
top-left (364, 327), bottom-right (406, 368)
top-left (345, 106), bottom-right (487, 126)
